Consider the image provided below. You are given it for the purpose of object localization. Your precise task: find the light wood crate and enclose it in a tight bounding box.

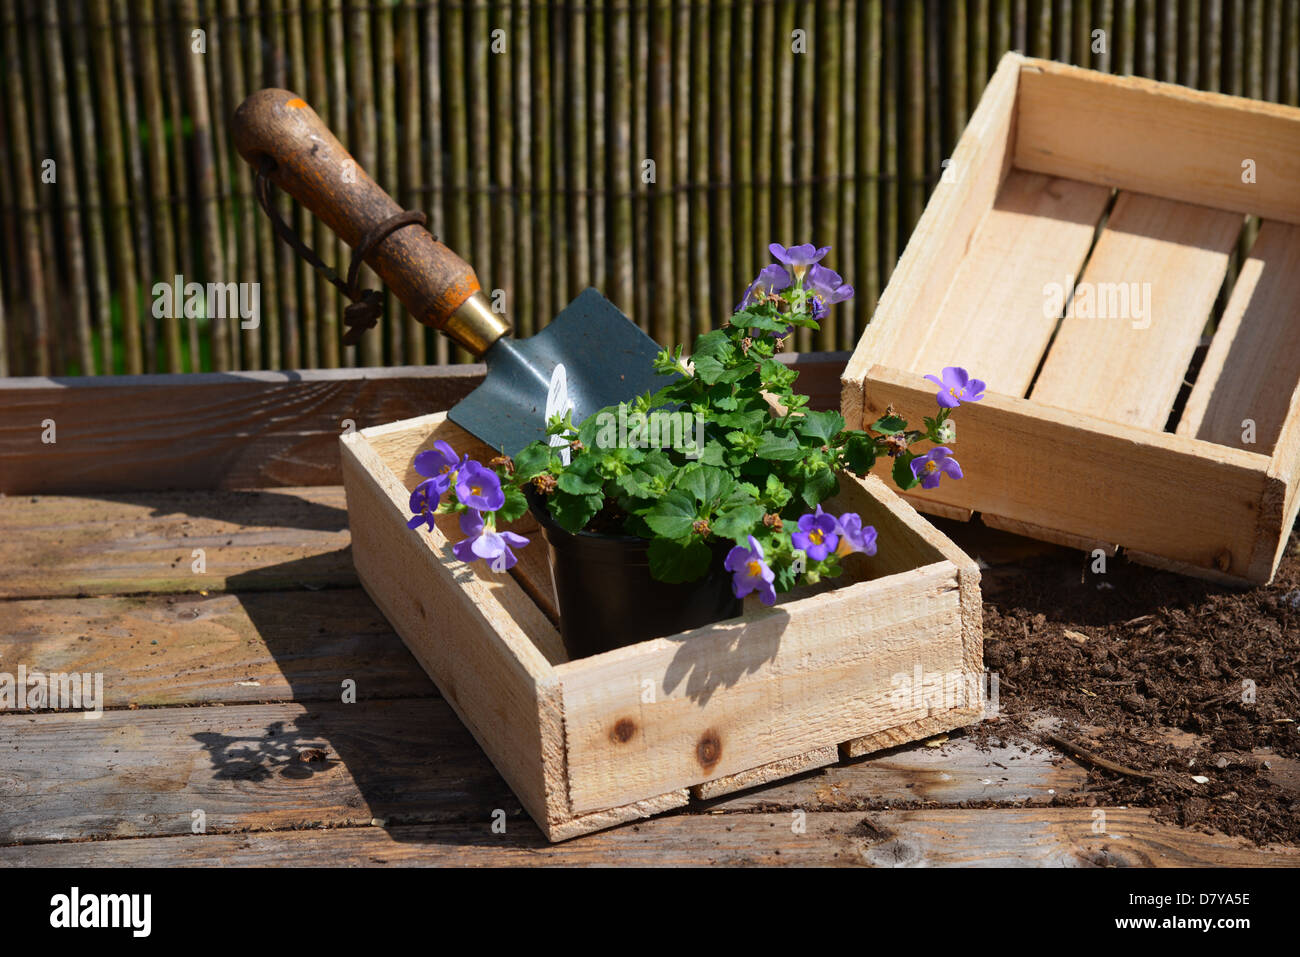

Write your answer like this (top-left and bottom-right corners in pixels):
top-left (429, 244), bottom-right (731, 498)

top-left (340, 412), bottom-right (983, 841)
top-left (843, 53), bottom-right (1300, 586)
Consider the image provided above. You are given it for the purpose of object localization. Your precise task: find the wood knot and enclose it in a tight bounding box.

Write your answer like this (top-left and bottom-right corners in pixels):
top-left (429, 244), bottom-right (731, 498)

top-left (695, 729), bottom-right (722, 771)
top-left (1214, 549), bottom-right (1232, 572)
top-left (610, 718), bottom-right (637, 744)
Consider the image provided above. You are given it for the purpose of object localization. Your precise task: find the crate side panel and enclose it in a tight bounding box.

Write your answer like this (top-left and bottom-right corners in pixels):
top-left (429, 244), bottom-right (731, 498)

top-left (362, 413), bottom-right (563, 643)
top-left (558, 562), bottom-right (966, 815)
top-left (843, 51), bottom-right (1022, 429)
top-left (864, 366), bottom-right (1272, 579)
top-left (1177, 221), bottom-right (1300, 455)
top-left (340, 436), bottom-right (566, 830)
top-left (1030, 192), bottom-right (1241, 429)
top-left (1015, 59), bottom-right (1300, 225)
top-left (901, 170), bottom-right (1113, 397)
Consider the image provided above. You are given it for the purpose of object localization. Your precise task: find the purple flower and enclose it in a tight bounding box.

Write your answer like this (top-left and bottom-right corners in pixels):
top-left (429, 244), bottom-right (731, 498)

top-left (835, 512), bottom-right (878, 556)
top-left (804, 263), bottom-right (854, 321)
top-left (791, 505), bottom-right (840, 561)
top-left (453, 509), bottom-right (529, 571)
top-left (724, 534), bottom-right (776, 606)
top-left (455, 460), bottom-right (505, 512)
top-left (768, 242), bottom-right (830, 277)
top-left (407, 478), bottom-right (443, 530)
top-left (910, 447), bottom-right (963, 490)
top-left (736, 262), bottom-right (793, 312)
top-left (924, 367), bottom-right (986, 408)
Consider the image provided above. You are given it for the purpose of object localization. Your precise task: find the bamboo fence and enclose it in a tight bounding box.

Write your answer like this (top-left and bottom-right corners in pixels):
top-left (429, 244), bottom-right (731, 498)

top-left (1, 0), bottom-right (1298, 376)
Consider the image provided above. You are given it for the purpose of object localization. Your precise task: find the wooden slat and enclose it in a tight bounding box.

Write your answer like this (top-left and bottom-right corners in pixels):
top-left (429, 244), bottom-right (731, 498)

top-left (708, 733), bottom-right (1090, 808)
top-left (863, 366), bottom-right (1277, 582)
top-left (0, 486), bottom-right (353, 599)
top-left (1178, 220), bottom-right (1300, 453)
top-left (341, 421), bottom-right (572, 837)
top-left (0, 700), bottom-right (520, 844)
top-left (0, 354), bottom-right (842, 494)
top-left (0, 590), bottom-right (431, 707)
top-left (902, 170), bottom-right (1112, 397)
top-left (1030, 191), bottom-right (1241, 429)
top-left (3, 808), bottom-right (1292, 867)
top-left (556, 561), bottom-right (967, 815)
top-left (1015, 58), bottom-right (1300, 225)
top-left (0, 366), bottom-right (482, 493)
top-left (843, 51), bottom-right (1022, 429)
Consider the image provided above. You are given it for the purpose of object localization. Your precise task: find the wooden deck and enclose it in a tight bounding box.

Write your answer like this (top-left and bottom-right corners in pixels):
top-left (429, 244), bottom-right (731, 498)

top-left (1, 356), bottom-right (1297, 866)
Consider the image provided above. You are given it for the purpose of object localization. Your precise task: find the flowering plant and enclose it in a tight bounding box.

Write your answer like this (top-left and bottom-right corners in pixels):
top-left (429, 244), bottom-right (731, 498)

top-left (409, 242), bottom-right (983, 603)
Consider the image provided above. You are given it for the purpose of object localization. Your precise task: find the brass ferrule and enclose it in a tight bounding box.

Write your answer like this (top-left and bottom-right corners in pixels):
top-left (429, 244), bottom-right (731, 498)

top-left (444, 290), bottom-right (511, 355)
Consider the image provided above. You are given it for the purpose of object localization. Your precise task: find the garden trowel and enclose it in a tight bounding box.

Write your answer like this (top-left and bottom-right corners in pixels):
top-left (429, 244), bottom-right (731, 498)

top-left (232, 89), bottom-right (670, 456)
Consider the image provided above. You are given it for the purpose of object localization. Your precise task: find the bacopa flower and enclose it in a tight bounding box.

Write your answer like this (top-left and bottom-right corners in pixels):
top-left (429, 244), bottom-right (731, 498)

top-left (910, 447), bottom-right (963, 489)
top-left (804, 263), bottom-right (854, 320)
top-left (835, 512), bottom-right (878, 556)
top-left (791, 505), bottom-right (839, 561)
top-left (414, 440), bottom-right (470, 501)
top-left (736, 262), bottom-right (793, 312)
top-left (406, 478), bottom-right (442, 531)
top-left (768, 242), bottom-right (830, 278)
top-left (924, 367), bottom-right (986, 408)
top-left (724, 534), bottom-right (776, 606)
top-left (452, 509), bottom-right (529, 571)
top-left (455, 460), bottom-right (505, 512)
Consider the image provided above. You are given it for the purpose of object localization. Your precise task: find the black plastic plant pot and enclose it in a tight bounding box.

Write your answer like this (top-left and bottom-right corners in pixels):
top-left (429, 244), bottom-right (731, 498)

top-left (528, 495), bottom-right (742, 660)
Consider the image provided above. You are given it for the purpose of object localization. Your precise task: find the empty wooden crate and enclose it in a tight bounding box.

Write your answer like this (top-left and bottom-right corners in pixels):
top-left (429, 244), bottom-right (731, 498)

top-left (843, 53), bottom-right (1300, 585)
top-left (340, 412), bottom-right (984, 841)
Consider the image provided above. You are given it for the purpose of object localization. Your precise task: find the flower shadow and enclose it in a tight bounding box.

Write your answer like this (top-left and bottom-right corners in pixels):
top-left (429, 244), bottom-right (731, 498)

top-left (193, 720), bottom-right (338, 782)
top-left (660, 607), bottom-right (788, 706)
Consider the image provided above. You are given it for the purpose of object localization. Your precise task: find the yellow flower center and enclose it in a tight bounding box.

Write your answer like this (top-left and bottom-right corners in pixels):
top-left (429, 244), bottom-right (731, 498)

top-left (808, 529), bottom-right (824, 545)
top-left (923, 460), bottom-right (940, 474)
top-left (746, 560), bottom-right (763, 578)
top-left (949, 386), bottom-right (964, 398)
top-left (470, 485), bottom-right (482, 497)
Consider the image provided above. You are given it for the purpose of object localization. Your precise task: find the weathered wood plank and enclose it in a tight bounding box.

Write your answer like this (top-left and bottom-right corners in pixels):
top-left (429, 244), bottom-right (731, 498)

top-left (0, 589), bottom-right (432, 707)
top-left (3, 808), bottom-right (1292, 867)
top-left (1030, 191), bottom-right (1241, 429)
top-left (0, 355), bottom-right (845, 494)
top-left (0, 366), bottom-right (483, 494)
top-left (0, 700), bottom-right (521, 844)
top-left (707, 734), bottom-right (1089, 809)
top-left (0, 486), bottom-right (353, 599)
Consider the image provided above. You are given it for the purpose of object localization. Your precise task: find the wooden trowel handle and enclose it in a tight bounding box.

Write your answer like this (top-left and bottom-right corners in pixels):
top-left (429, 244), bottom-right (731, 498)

top-left (231, 89), bottom-right (507, 354)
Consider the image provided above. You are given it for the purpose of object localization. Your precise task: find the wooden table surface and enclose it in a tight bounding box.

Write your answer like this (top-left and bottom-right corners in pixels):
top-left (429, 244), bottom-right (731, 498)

top-left (1, 359), bottom-right (1297, 866)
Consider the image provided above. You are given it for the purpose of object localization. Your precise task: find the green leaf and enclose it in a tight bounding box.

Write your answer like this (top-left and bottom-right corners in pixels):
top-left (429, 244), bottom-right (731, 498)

top-left (647, 536), bottom-right (713, 584)
top-left (892, 451), bottom-right (920, 491)
top-left (692, 329), bottom-right (734, 361)
top-left (556, 454), bottom-right (604, 495)
top-left (698, 441), bottom-right (728, 467)
top-left (676, 465), bottom-right (732, 507)
top-left (691, 354), bottom-right (726, 384)
top-left (797, 409), bottom-right (845, 444)
top-left (755, 431), bottom-right (803, 460)
top-left (842, 432), bottom-right (877, 475)
top-left (497, 485), bottom-right (529, 524)
top-left (871, 413), bottom-right (909, 436)
top-left (548, 491), bottom-right (603, 533)
top-left (512, 442), bottom-right (552, 481)
top-left (643, 490), bottom-right (699, 538)
top-left (801, 466), bottom-right (839, 507)
top-left (762, 473), bottom-right (793, 510)
top-left (744, 313), bottom-right (792, 334)
top-left (711, 504), bottom-right (766, 542)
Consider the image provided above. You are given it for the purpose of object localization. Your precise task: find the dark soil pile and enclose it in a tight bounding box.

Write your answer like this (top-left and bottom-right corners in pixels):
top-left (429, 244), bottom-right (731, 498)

top-left (946, 520), bottom-right (1300, 846)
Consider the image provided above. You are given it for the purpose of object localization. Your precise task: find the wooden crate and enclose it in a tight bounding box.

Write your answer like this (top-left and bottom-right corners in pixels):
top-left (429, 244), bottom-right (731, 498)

top-left (843, 53), bottom-right (1300, 586)
top-left (339, 411), bottom-right (983, 841)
